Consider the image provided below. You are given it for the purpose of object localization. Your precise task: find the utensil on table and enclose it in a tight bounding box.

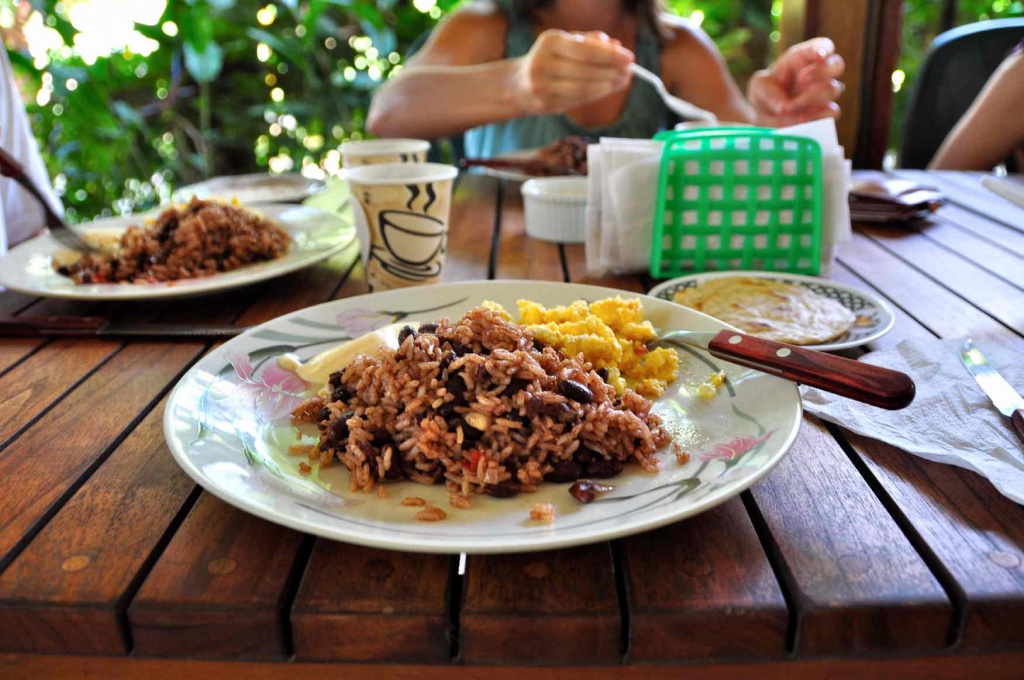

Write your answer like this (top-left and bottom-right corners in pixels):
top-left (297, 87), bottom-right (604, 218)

top-left (980, 176), bottom-right (1024, 210)
top-left (629, 63), bottom-right (718, 124)
top-left (960, 338), bottom-right (1024, 444)
top-left (655, 329), bottom-right (916, 410)
top-left (0, 315), bottom-right (248, 339)
top-left (0, 146), bottom-right (101, 254)
top-left (459, 157), bottom-right (582, 177)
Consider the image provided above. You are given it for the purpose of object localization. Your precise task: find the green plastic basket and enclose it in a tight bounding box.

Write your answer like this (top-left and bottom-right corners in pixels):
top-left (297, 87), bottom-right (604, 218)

top-left (649, 127), bottom-right (823, 278)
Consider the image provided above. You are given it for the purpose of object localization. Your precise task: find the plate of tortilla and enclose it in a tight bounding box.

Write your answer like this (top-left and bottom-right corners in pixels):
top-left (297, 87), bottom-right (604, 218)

top-left (648, 271), bottom-right (895, 352)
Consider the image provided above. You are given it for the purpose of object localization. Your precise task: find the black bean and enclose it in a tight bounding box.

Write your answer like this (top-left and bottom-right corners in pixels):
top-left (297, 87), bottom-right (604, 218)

top-left (451, 342), bottom-right (472, 356)
top-left (370, 428), bottom-right (391, 446)
top-left (585, 457), bottom-right (624, 479)
top-left (438, 352), bottom-right (454, 372)
top-left (503, 377), bottom-right (531, 397)
top-left (331, 386), bottom-right (353, 403)
top-left (319, 406), bottom-right (331, 422)
top-left (437, 402), bottom-right (457, 418)
top-left (382, 445), bottom-right (404, 480)
top-left (328, 370), bottom-right (344, 387)
top-left (328, 417), bottom-right (350, 441)
top-left (531, 338), bottom-right (546, 352)
top-left (484, 480), bottom-right (521, 498)
top-left (558, 379), bottom-right (593, 404)
top-left (596, 367), bottom-right (609, 382)
top-left (417, 322), bottom-right (438, 334)
top-left (397, 325), bottom-right (416, 345)
top-left (531, 398), bottom-right (575, 423)
top-left (446, 375), bottom-right (468, 405)
top-left (460, 417), bottom-right (484, 441)
top-left (547, 460), bottom-right (583, 483)
top-left (569, 479), bottom-right (615, 504)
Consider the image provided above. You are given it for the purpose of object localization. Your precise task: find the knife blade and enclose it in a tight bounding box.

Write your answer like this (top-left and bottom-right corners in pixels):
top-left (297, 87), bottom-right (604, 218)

top-left (0, 315), bottom-right (249, 338)
top-left (980, 176), bottom-right (1024, 210)
top-left (960, 338), bottom-right (1024, 444)
top-left (657, 329), bottom-right (915, 410)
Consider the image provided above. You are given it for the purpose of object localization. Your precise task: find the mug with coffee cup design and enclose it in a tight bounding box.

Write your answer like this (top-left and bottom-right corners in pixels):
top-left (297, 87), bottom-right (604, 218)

top-left (343, 162), bottom-right (458, 292)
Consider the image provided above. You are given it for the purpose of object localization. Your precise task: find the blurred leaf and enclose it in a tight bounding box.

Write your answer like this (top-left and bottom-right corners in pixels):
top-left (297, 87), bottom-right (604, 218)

top-left (183, 40), bottom-right (224, 83)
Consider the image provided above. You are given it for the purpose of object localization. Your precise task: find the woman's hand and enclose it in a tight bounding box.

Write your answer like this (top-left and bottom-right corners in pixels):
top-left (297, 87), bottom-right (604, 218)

top-left (510, 29), bottom-right (634, 116)
top-left (748, 37), bottom-right (846, 127)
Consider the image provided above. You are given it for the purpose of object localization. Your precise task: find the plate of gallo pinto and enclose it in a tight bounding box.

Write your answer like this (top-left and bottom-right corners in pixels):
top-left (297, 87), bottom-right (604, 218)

top-left (163, 280), bottom-right (802, 553)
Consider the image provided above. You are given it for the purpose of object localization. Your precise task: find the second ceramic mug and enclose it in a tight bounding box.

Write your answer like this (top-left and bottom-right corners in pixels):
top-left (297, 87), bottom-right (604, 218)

top-left (343, 162), bottom-right (459, 292)
top-left (338, 138), bottom-right (431, 168)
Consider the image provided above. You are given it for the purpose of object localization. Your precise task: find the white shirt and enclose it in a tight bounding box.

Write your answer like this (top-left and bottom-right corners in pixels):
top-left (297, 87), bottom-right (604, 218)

top-left (0, 46), bottom-right (62, 256)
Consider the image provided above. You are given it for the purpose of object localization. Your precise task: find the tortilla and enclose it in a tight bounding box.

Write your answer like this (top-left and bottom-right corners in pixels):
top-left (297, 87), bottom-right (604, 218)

top-left (673, 276), bottom-right (856, 345)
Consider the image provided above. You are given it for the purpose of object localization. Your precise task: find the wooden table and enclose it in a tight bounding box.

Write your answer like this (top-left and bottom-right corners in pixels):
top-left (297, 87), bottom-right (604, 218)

top-left (1, 171), bottom-right (1023, 679)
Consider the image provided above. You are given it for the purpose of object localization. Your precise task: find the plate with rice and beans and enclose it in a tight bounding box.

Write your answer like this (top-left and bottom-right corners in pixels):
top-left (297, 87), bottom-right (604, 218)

top-left (163, 280), bottom-right (802, 554)
top-left (0, 198), bottom-right (355, 300)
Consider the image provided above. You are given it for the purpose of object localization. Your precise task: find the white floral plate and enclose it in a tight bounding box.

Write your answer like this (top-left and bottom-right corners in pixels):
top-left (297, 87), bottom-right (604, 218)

top-left (163, 280), bottom-right (802, 554)
top-left (648, 271), bottom-right (896, 352)
top-left (0, 204), bottom-right (355, 300)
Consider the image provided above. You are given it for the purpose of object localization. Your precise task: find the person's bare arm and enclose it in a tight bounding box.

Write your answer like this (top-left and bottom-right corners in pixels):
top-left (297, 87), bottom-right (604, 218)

top-left (660, 19), bottom-right (844, 127)
top-left (930, 51), bottom-right (1024, 170)
top-left (367, 2), bottom-right (633, 140)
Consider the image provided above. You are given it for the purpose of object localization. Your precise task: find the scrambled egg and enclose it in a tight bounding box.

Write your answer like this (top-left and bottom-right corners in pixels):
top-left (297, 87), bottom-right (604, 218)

top-left (696, 371), bottom-right (727, 399)
top-left (507, 296), bottom-right (679, 398)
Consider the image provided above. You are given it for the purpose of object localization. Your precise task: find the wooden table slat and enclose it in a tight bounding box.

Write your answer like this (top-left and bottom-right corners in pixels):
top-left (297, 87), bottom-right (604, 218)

top-left (746, 416), bottom-right (952, 655)
top-left (0, 395), bottom-right (197, 655)
top-left (291, 542), bottom-right (453, 663)
top-left (836, 233), bottom-right (1024, 352)
top-left (624, 498), bottom-right (789, 661)
top-left (128, 495), bottom-right (307, 660)
top-left (461, 543), bottom-right (622, 664)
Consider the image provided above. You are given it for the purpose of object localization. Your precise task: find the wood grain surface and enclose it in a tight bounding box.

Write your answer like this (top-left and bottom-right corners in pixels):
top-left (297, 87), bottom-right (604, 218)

top-left (0, 172), bottom-right (1021, 674)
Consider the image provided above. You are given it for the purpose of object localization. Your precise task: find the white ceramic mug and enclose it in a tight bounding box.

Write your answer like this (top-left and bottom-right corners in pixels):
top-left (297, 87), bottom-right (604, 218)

top-left (338, 139), bottom-right (431, 168)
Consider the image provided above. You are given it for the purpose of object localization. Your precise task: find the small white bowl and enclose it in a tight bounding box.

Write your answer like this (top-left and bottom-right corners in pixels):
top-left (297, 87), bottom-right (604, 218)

top-left (521, 177), bottom-right (588, 243)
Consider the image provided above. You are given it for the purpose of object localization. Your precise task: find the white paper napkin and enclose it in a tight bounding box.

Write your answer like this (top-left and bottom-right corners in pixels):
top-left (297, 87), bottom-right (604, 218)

top-left (584, 119), bottom-right (852, 276)
top-left (801, 338), bottom-right (1024, 505)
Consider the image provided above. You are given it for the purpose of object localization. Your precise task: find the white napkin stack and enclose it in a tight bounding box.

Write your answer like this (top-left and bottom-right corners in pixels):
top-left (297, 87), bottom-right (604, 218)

top-left (802, 338), bottom-right (1024, 505)
top-left (584, 119), bottom-right (852, 277)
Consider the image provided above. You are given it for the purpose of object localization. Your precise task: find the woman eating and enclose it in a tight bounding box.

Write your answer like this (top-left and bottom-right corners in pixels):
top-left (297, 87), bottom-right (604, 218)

top-left (366, 0), bottom-right (846, 158)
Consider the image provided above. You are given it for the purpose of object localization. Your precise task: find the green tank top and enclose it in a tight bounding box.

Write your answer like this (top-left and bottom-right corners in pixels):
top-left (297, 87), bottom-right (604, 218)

top-left (463, 2), bottom-right (672, 158)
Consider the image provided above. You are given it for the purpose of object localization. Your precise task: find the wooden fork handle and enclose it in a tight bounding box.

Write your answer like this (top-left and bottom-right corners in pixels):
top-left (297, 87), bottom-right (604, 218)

top-left (706, 330), bottom-right (916, 410)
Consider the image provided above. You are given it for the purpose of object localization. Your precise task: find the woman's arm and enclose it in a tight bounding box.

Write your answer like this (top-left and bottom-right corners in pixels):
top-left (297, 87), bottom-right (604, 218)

top-left (929, 51), bottom-right (1024, 170)
top-left (659, 19), bottom-right (844, 128)
top-left (367, 2), bottom-right (633, 139)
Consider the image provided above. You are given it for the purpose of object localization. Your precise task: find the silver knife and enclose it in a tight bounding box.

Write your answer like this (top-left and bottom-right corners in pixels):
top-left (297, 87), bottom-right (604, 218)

top-left (0, 315), bottom-right (249, 338)
top-left (960, 338), bottom-right (1024, 445)
top-left (980, 176), bottom-right (1024, 210)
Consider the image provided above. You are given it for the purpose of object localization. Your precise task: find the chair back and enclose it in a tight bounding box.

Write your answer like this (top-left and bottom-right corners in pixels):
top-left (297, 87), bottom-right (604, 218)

top-left (899, 18), bottom-right (1024, 169)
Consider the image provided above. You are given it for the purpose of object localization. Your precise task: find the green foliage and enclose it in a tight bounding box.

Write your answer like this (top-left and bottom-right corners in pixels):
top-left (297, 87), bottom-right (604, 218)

top-left (7, 0), bottom-right (767, 223)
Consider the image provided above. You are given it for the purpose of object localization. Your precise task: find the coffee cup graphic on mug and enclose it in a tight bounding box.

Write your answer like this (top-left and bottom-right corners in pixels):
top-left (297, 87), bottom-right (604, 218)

top-left (344, 163), bottom-right (458, 291)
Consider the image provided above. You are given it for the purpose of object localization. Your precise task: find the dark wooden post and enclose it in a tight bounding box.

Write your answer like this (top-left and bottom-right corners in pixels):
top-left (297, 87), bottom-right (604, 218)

top-left (780, 0), bottom-right (903, 169)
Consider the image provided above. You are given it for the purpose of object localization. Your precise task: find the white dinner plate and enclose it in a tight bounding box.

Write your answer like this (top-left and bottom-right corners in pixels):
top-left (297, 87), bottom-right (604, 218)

top-left (163, 280), bottom-right (802, 554)
top-left (0, 203), bottom-right (356, 300)
top-left (648, 270), bottom-right (896, 352)
top-left (173, 172), bottom-right (326, 204)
